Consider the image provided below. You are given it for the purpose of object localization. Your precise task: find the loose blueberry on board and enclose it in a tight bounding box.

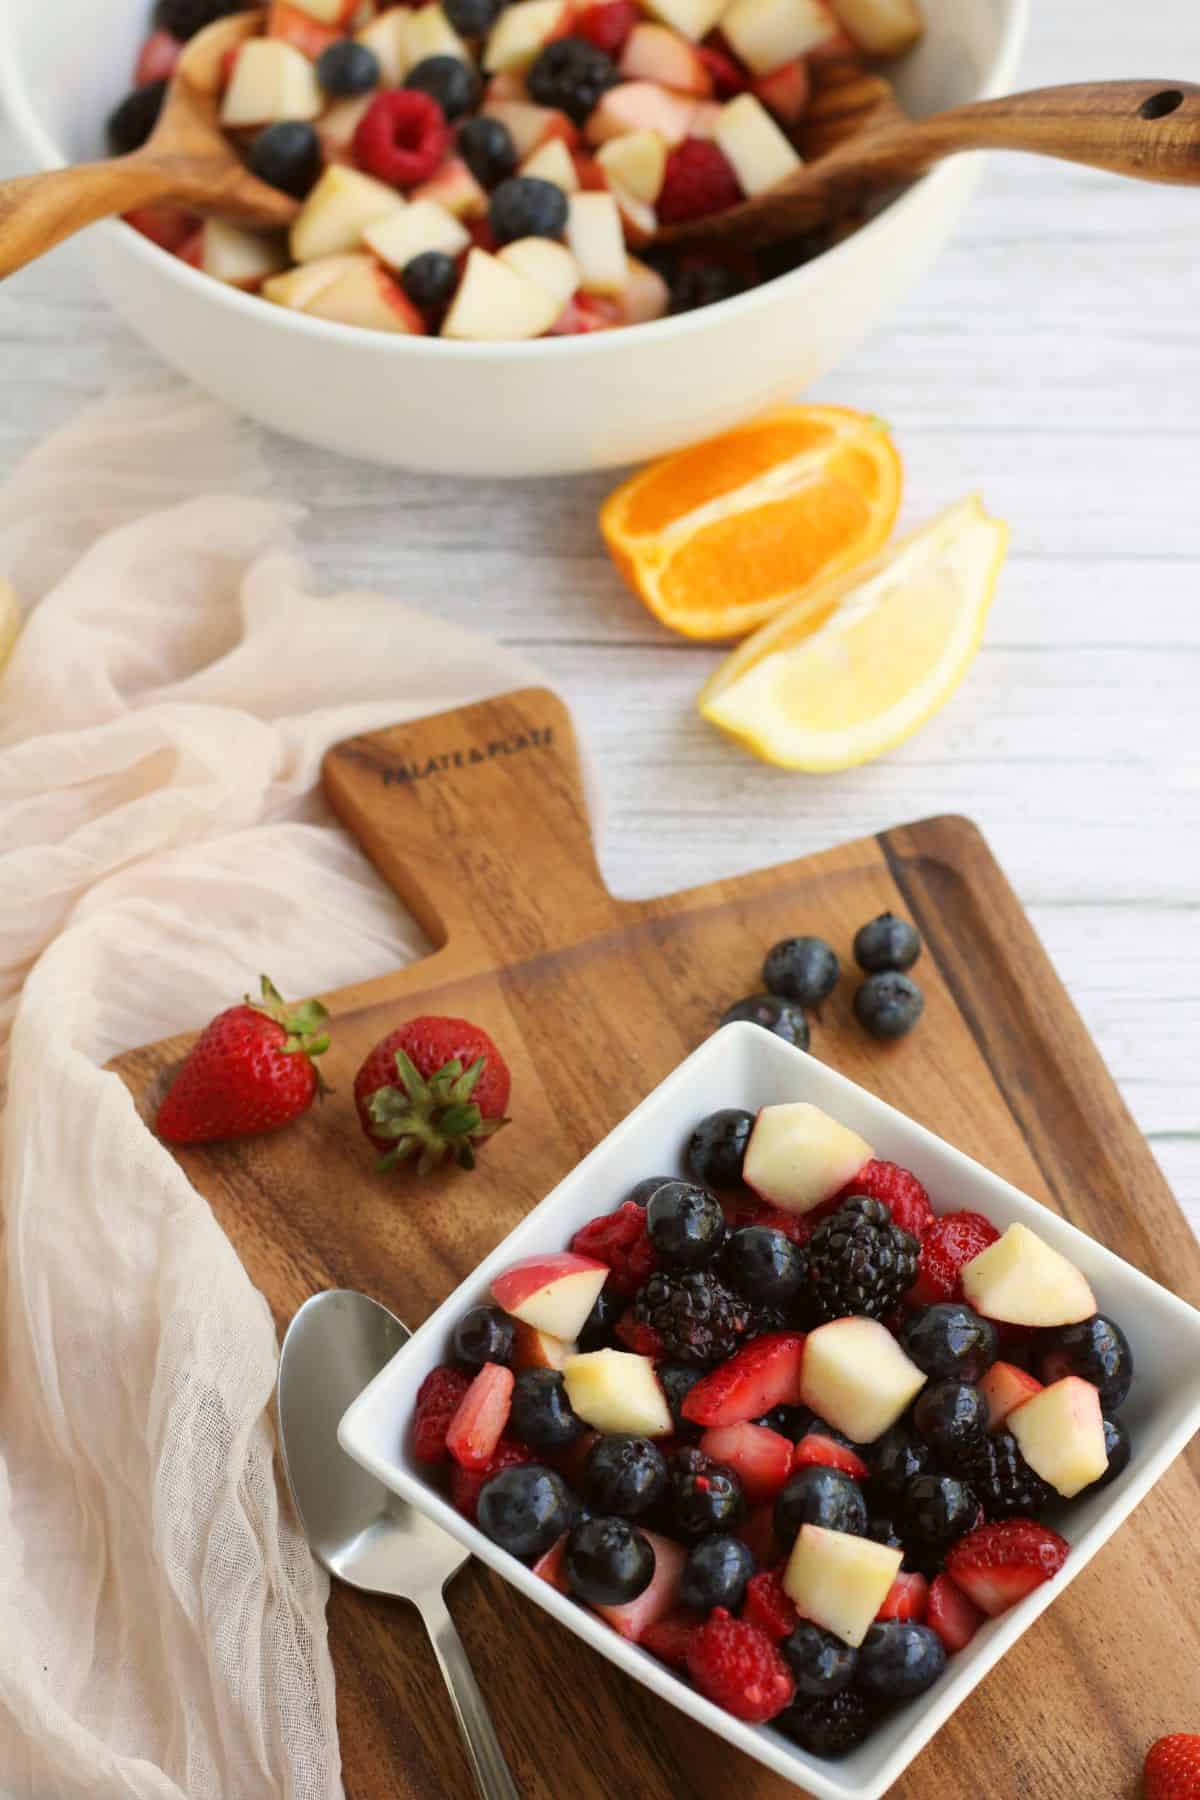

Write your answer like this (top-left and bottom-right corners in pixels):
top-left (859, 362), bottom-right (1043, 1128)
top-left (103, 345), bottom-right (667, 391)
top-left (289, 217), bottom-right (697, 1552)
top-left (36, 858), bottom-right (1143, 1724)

top-left (565, 1516), bottom-right (655, 1605)
top-left (248, 121), bottom-right (324, 199)
top-left (577, 1286), bottom-right (620, 1352)
top-left (718, 993), bottom-right (811, 1048)
top-left (658, 1363), bottom-right (704, 1435)
top-left (527, 36), bottom-right (619, 125)
top-left (444, 0), bottom-right (504, 34)
top-left (402, 250), bottom-right (460, 312)
top-left (901, 1304), bottom-right (999, 1384)
top-left (627, 1174), bottom-right (677, 1208)
top-left (806, 1199), bottom-right (920, 1324)
top-left (108, 81), bottom-right (168, 155)
top-left (511, 1368), bottom-right (585, 1449)
top-left (316, 40), bottom-right (382, 98)
top-left (762, 936), bottom-right (840, 1006)
top-left (774, 1467), bottom-right (868, 1548)
top-left (488, 176), bottom-right (570, 245)
top-left (853, 912), bottom-right (922, 974)
top-left (723, 1227), bottom-right (808, 1306)
top-left (669, 1447), bottom-right (746, 1539)
top-left (776, 1690), bottom-right (873, 1757)
top-left (854, 971), bottom-right (925, 1040)
top-left (856, 1621), bottom-right (947, 1699)
top-left (477, 1464), bottom-right (576, 1558)
top-left (646, 1181), bottom-right (726, 1269)
top-left (872, 1424), bottom-right (936, 1500)
top-left (456, 116), bottom-right (518, 190)
top-left (913, 1381), bottom-right (990, 1466)
top-left (584, 1434), bottom-right (669, 1517)
top-left (687, 1108), bottom-right (755, 1189)
top-left (1089, 1415), bottom-right (1132, 1490)
top-left (406, 55), bottom-right (482, 122)
top-left (781, 1622), bottom-right (858, 1698)
top-left (453, 1304), bottom-right (516, 1368)
top-left (680, 1533), bottom-right (756, 1612)
top-left (1038, 1314), bottom-right (1134, 1411)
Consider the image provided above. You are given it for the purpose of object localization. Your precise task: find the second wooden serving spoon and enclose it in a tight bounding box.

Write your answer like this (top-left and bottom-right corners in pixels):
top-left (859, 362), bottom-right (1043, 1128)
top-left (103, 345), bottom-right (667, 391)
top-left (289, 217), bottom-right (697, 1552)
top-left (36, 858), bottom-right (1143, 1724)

top-left (0, 9), bottom-right (297, 281)
top-left (656, 78), bottom-right (1200, 253)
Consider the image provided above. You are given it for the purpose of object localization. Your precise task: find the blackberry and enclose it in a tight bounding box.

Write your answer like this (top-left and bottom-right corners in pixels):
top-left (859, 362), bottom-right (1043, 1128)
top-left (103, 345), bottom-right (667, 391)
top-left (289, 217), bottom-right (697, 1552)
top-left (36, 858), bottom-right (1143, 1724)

top-left (806, 1198), bottom-right (919, 1323)
top-left (527, 35), bottom-right (618, 125)
top-left (747, 1302), bottom-right (792, 1338)
top-left (902, 1474), bottom-right (979, 1571)
top-left (964, 1430), bottom-right (1053, 1521)
top-left (107, 82), bottom-right (167, 155)
top-left (777, 1690), bottom-right (873, 1757)
top-left (658, 1363), bottom-right (704, 1437)
top-left (631, 1269), bottom-right (749, 1365)
top-left (155, 0), bottom-right (246, 40)
top-left (669, 1447), bottom-right (745, 1539)
top-left (718, 992), bottom-right (809, 1047)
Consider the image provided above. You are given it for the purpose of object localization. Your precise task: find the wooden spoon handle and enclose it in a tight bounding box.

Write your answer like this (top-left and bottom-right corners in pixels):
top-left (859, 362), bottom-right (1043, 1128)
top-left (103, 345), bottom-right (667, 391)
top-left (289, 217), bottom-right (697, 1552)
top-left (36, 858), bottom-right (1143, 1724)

top-left (0, 159), bottom-right (176, 280)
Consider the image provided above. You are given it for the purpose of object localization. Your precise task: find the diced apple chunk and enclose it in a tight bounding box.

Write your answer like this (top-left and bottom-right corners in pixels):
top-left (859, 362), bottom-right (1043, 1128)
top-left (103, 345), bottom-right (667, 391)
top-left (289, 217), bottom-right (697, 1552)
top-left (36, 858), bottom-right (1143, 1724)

top-left (264, 253), bottom-right (361, 311)
top-left (800, 1317), bottom-right (926, 1443)
top-left (563, 1349), bottom-right (674, 1436)
top-left (491, 1249), bottom-right (611, 1337)
top-left (400, 4), bottom-right (470, 70)
top-left (520, 137), bottom-right (580, 190)
top-left (200, 220), bottom-right (288, 289)
top-left (512, 1321), bottom-right (577, 1371)
top-left (285, 0), bottom-right (359, 24)
top-left (412, 157), bottom-right (489, 220)
top-left (318, 94), bottom-right (375, 162)
top-left (483, 100), bottom-right (577, 158)
top-left (1009, 1377), bottom-right (1108, 1498)
top-left (365, 199), bottom-right (471, 268)
top-left (784, 1524), bottom-right (903, 1647)
top-left (743, 1103), bottom-right (872, 1216)
top-left (484, 0), bottom-right (571, 73)
top-left (497, 237), bottom-right (581, 306)
top-left (753, 57), bottom-right (811, 125)
top-left (220, 39), bottom-right (323, 128)
top-left (713, 92), bottom-right (802, 196)
top-left (441, 247), bottom-right (562, 339)
top-left (596, 130), bottom-right (668, 203)
top-left (619, 24), bottom-right (713, 96)
top-left (586, 82), bottom-right (697, 148)
top-left (300, 255), bottom-right (425, 331)
top-left (979, 1361), bottom-right (1043, 1430)
top-left (356, 7), bottom-right (409, 84)
top-left (594, 1530), bottom-right (686, 1638)
top-left (640, 0), bottom-right (727, 43)
top-left (960, 1223), bottom-right (1097, 1328)
top-left (722, 0), bottom-right (839, 76)
top-left (565, 191), bottom-right (627, 295)
top-left (290, 165), bottom-right (405, 262)
top-left (828, 0), bottom-right (923, 57)
top-left (616, 254), bottom-right (670, 324)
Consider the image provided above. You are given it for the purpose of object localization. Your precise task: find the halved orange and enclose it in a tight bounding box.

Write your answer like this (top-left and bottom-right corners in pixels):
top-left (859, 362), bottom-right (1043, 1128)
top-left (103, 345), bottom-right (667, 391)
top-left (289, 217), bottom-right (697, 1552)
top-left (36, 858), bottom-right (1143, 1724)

top-left (601, 406), bottom-right (902, 642)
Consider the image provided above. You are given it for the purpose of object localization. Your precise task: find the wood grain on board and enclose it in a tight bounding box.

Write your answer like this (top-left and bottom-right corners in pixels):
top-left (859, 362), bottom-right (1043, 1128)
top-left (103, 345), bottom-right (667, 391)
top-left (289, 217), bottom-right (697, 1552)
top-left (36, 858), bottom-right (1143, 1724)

top-left (113, 689), bottom-right (1200, 1800)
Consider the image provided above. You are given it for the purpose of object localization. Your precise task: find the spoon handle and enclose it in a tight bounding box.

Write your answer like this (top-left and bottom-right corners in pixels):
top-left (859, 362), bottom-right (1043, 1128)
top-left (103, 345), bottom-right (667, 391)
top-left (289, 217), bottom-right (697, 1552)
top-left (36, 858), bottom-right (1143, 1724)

top-left (0, 158), bottom-right (181, 280)
top-left (417, 1588), bottom-right (521, 1800)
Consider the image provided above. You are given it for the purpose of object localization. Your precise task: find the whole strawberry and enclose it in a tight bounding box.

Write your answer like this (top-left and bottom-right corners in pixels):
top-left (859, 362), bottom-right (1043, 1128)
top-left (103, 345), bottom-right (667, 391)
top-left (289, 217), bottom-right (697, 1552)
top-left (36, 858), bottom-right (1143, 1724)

top-left (156, 977), bottom-right (330, 1145)
top-left (355, 1015), bottom-right (511, 1175)
top-left (1145, 1735), bottom-right (1200, 1800)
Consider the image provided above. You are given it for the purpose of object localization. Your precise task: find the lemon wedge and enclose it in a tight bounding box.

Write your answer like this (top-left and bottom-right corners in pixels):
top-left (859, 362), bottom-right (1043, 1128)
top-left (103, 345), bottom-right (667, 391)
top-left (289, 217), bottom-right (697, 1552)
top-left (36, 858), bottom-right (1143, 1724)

top-left (0, 579), bottom-right (21, 673)
top-left (698, 495), bottom-right (1009, 772)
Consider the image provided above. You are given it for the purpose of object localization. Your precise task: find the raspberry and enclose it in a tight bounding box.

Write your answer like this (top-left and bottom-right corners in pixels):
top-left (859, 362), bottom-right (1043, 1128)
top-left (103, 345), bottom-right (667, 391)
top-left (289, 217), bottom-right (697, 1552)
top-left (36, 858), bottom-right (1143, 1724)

top-left (685, 1608), bottom-right (796, 1723)
top-left (572, 1201), bottom-right (658, 1297)
top-left (450, 1436), bottom-right (534, 1521)
top-left (835, 1159), bottom-right (935, 1241)
top-left (741, 1568), bottom-right (798, 1642)
top-left (697, 41), bottom-right (747, 98)
top-left (657, 139), bottom-right (742, 227)
top-left (641, 1608), bottom-right (704, 1670)
top-left (354, 91), bottom-right (451, 189)
top-left (728, 1198), bottom-right (819, 1248)
top-left (908, 1210), bottom-right (1001, 1308)
top-left (574, 0), bottom-right (638, 54)
top-left (412, 1365), bottom-right (471, 1462)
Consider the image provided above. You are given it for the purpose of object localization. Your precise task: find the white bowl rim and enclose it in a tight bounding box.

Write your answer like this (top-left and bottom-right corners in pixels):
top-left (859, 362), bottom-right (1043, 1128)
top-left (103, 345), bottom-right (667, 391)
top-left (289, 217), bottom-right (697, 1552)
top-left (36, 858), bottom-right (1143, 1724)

top-left (0, 0), bottom-right (1030, 361)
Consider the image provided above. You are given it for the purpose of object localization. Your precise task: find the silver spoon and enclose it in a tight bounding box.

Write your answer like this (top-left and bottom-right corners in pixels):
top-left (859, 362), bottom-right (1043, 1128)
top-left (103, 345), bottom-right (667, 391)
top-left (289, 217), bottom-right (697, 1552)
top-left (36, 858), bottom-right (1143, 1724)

top-left (277, 1288), bottom-right (520, 1800)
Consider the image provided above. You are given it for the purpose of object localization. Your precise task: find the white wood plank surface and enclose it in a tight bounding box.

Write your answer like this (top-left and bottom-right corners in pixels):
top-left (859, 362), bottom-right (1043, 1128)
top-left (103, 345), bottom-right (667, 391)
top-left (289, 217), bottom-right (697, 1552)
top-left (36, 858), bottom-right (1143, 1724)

top-left (1, 0), bottom-right (1197, 1230)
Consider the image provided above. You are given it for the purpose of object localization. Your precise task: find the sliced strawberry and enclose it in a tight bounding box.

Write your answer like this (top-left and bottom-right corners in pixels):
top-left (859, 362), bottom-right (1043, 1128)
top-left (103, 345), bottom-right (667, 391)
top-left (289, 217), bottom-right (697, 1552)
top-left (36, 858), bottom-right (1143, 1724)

top-left (641, 1607), bottom-right (705, 1670)
top-left (742, 1566), bottom-right (798, 1642)
top-left (124, 204), bottom-right (202, 254)
top-left (682, 1332), bottom-right (806, 1428)
top-left (615, 1310), bottom-right (665, 1357)
top-left (736, 1503), bottom-right (779, 1566)
top-left (834, 1158), bottom-right (936, 1242)
top-left (944, 1520), bottom-right (1069, 1618)
top-left (979, 1361), bottom-right (1043, 1430)
top-left (926, 1572), bottom-right (986, 1653)
top-left (411, 1364), bottom-right (472, 1463)
top-left (876, 1570), bottom-right (929, 1624)
top-left (907, 1211), bottom-right (1000, 1308)
top-left (792, 1432), bottom-right (870, 1481)
top-left (450, 1436), bottom-right (534, 1521)
top-left (444, 1363), bottom-right (515, 1471)
top-left (700, 1421), bottom-right (793, 1502)
top-left (595, 1530), bottom-right (687, 1641)
top-left (532, 1533), bottom-right (570, 1594)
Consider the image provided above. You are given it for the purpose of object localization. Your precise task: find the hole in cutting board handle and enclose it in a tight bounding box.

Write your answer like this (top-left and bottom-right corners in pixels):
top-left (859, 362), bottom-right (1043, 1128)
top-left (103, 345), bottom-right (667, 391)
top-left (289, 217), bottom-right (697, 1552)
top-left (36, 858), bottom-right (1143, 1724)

top-left (1139, 89), bottom-right (1184, 119)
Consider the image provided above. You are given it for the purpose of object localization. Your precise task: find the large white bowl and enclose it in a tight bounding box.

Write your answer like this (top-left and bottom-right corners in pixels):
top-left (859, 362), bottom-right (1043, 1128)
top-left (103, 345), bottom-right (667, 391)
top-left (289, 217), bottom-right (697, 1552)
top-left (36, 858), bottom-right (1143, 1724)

top-left (1, 0), bottom-right (1027, 475)
top-left (339, 1022), bottom-right (1200, 1800)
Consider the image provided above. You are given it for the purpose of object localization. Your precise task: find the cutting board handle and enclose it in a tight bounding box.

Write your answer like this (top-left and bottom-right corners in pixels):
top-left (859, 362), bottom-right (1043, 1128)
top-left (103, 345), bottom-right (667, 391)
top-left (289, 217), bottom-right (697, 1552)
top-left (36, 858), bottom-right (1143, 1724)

top-left (322, 689), bottom-right (624, 978)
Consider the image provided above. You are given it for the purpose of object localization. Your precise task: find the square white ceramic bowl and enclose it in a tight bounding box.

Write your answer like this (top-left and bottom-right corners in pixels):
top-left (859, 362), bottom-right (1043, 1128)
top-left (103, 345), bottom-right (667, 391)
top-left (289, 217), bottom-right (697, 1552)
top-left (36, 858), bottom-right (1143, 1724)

top-left (338, 1021), bottom-right (1200, 1800)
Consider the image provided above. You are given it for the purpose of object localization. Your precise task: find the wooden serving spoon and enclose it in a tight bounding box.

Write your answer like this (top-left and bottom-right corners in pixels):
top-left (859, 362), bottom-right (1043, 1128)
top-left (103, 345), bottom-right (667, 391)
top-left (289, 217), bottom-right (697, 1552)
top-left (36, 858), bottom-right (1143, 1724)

top-left (656, 79), bottom-right (1200, 253)
top-left (0, 10), bottom-right (297, 281)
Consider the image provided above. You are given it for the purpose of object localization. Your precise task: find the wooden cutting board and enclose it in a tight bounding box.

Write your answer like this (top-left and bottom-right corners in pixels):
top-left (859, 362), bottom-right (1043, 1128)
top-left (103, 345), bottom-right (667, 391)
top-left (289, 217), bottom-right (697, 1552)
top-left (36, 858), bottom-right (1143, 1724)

top-left (113, 688), bottom-right (1200, 1800)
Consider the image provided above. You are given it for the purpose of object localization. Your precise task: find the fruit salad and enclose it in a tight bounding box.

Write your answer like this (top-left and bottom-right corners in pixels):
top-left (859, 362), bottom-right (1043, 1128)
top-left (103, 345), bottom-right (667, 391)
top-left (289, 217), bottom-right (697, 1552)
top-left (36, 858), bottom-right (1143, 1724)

top-left (409, 1099), bottom-right (1133, 1761)
top-left (107, 0), bottom-right (923, 340)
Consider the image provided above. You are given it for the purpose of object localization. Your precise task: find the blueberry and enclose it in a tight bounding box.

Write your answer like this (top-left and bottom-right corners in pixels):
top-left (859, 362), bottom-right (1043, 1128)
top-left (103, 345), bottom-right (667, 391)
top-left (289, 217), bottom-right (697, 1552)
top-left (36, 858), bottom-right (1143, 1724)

top-left (527, 35), bottom-right (618, 125)
top-left (628, 1175), bottom-right (676, 1207)
top-left (687, 1108), bottom-right (755, 1188)
top-left (670, 1447), bottom-right (745, 1539)
top-left (107, 81), bottom-right (167, 156)
top-left (723, 1227), bottom-right (807, 1305)
top-left (857, 1621), bottom-right (946, 1700)
top-left (452, 1304), bottom-right (515, 1368)
top-left (900, 1304), bottom-right (998, 1384)
top-left (763, 936), bottom-right (840, 1006)
top-left (511, 1369), bottom-right (583, 1449)
top-left (646, 1180), bottom-right (726, 1269)
top-left (488, 176), bottom-right (568, 244)
top-left (853, 912), bottom-right (922, 974)
top-left (774, 1467), bottom-right (867, 1549)
top-left (719, 993), bottom-right (810, 1049)
top-left (247, 121), bottom-right (323, 199)
top-left (871, 1424), bottom-right (935, 1499)
top-left (866, 1515), bottom-right (905, 1550)
top-left (913, 1381), bottom-right (989, 1466)
top-left (777, 1691), bottom-right (873, 1757)
top-left (584, 1434), bottom-right (668, 1517)
top-left (316, 39), bottom-right (381, 97)
top-left (756, 1405), bottom-right (815, 1442)
top-left (680, 1534), bottom-right (756, 1611)
top-left (1092, 1414), bottom-right (1132, 1489)
top-left (659, 1364), bottom-right (704, 1437)
top-left (577, 1285), bottom-right (620, 1352)
top-left (1038, 1315), bottom-right (1134, 1412)
top-left (477, 1464), bottom-right (576, 1558)
top-left (405, 54), bottom-right (481, 121)
top-left (854, 971), bottom-right (924, 1040)
top-left (902, 1474), bottom-right (979, 1561)
top-left (669, 261), bottom-right (745, 314)
top-left (565, 1516), bottom-right (654, 1605)
top-left (444, 0), bottom-right (504, 32)
top-left (457, 115), bottom-right (517, 189)
top-left (401, 250), bottom-right (459, 312)
top-left (782, 1622), bottom-right (857, 1698)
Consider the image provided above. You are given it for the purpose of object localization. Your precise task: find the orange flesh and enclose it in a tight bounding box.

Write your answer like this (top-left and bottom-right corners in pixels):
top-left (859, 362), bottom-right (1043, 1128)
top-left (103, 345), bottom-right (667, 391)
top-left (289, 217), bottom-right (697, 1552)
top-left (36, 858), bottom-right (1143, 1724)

top-left (617, 417), bottom-right (839, 538)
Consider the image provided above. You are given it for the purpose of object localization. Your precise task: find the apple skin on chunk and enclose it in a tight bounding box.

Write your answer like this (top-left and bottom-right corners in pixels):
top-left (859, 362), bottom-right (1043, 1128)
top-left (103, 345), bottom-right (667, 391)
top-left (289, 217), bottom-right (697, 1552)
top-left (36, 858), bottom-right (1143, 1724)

top-left (1008, 1377), bottom-right (1108, 1498)
top-left (220, 39), bottom-right (323, 128)
top-left (979, 1360), bottom-right (1043, 1431)
top-left (743, 1102), bottom-right (873, 1216)
top-left (799, 1317), bottom-right (926, 1443)
top-left (491, 1249), bottom-right (610, 1339)
top-left (512, 1321), bottom-right (577, 1371)
top-left (563, 1349), bottom-right (674, 1436)
top-left (595, 1530), bottom-right (687, 1639)
top-left (784, 1524), bottom-right (903, 1647)
top-left (960, 1223), bottom-right (1097, 1328)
